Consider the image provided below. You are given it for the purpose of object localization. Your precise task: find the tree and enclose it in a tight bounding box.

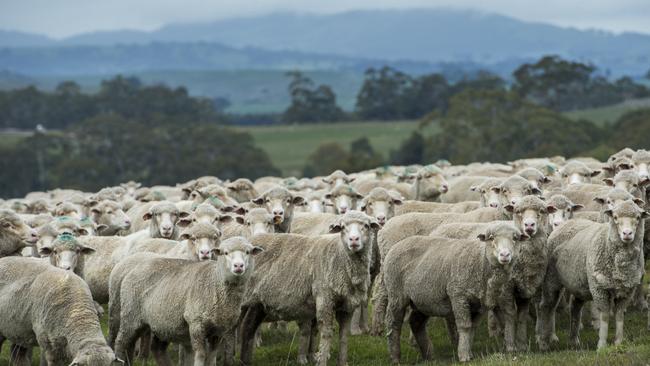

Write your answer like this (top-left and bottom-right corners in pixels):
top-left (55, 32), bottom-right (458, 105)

top-left (282, 71), bottom-right (345, 123)
top-left (302, 142), bottom-right (350, 177)
top-left (609, 109), bottom-right (650, 151)
top-left (389, 132), bottom-right (425, 165)
top-left (347, 137), bottom-right (385, 172)
top-left (355, 66), bottom-right (412, 120)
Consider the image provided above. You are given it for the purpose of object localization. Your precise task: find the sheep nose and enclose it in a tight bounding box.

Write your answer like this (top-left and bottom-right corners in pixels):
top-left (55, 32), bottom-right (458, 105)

top-left (339, 207), bottom-right (348, 213)
top-left (377, 215), bottom-right (386, 224)
top-left (441, 184), bottom-right (448, 193)
top-left (499, 251), bottom-right (511, 263)
top-left (349, 235), bottom-right (359, 243)
top-left (61, 265), bottom-right (71, 271)
top-left (31, 231), bottom-right (38, 238)
top-left (273, 209), bottom-right (284, 217)
top-left (233, 262), bottom-right (244, 273)
top-left (489, 203), bottom-right (499, 208)
top-left (124, 219), bottom-right (131, 226)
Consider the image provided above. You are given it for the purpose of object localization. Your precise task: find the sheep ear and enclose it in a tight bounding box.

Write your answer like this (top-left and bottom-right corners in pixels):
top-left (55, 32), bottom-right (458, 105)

top-left (180, 233), bottom-right (191, 240)
top-left (546, 205), bottom-right (557, 214)
top-left (178, 211), bottom-right (190, 218)
top-left (531, 187), bottom-right (543, 195)
top-left (292, 196), bottom-right (304, 205)
top-left (250, 246), bottom-right (264, 255)
top-left (95, 224), bottom-right (108, 232)
top-left (369, 221), bottom-right (381, 231)
top-left (177, 219), bottom-right (192, 228)
top-left (324, 193), bottom-right (333, 200)
top-left (640, 177), bottom-right (650, 186)
top-left (84, 199), bottom-right (99, 207)
top-left (354, 192), bottom-right (364, 200)
top-left (358, 199), bottom-right (368, 212)
top-left (642, 211), bottom-right (650, 219)
top-left (391, 197), bottom-right (403, 205)
top-left (603, 178), bottom-right (615, 187)
top-left (604, 209), bottom-right (613, 218)
top-left (542, 176), bottom-right (551, 184)
top-left (217, 215), bottom-right (233, 224)
top-left (328, 223), bottom-right (343, 233)
top-left (233, 206), bottom-right (248, 215)
top-left (590, 170), bottom-right (602, 177)
top-left (213, 248), bottom-right (224, 256)
top-left (504, 204), bottom-right (515, 213)
top-left (142, 212), bottom-right (153, 221)
top-left (322, 177), bottom-right (332, 184)
top-left (39, 247), bottom-right (53, 256)
top-left (347, 177), bottom-right (356, 183)
top-left (75, 228), bottom-right (89, 236)
top-left (517, 233), bottom-right (530, 241)
top-left (491, 186), bottom-right (501, 193)
top-left (235, 216), bottom-right (245, 225)
top-left (633, 198), bottom-right (646, 206)
top-left (90, 208), bottom-right (101, 215)
top-left (570, 204), bottom-right (584, 212)
top-left (593, 196), bottom-right (606, 205)
top-left (80, 246), bottom-right (96, 255)
top-left (470, 185), bottom-right (478, 192)
top-left (477, 234), bottom-right (488, 241)
top-left (251, 197), bottom-right (265, 205)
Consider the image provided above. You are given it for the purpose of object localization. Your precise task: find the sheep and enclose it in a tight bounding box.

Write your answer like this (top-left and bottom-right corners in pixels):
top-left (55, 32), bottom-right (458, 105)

top-left (370, 175), bottom-right (539, 335)
top-left (356, 165), bottom-right (448, 202)
top-left (112, 237), bottom-right (262, 366)
top-left (324, 184), bottom-right (364, 214)
top-left (559, 161), bottom-right (601, 187)
top-left (240, 211), bottom-right (381, 366)
top-left (604, 169), bottom-right (650, 202)
top-left (54, 201), bottom-right (83, 219)
top-left (0, 209), bottom-right (38, 257)
top-left (546, 194), bottom-right (584, 229)
top-left (188, 202), bottom-right (234, 227)
top-left (125, 223), bottom-right (222, 261)
top-left (88, 200), bottom-right (131, 236)
top-left (394, 200), bottom-right (481, 216)
top-left (358, 187), bottom-right (404, 225)
top-left (120, 181), bottom-right (142, 197)
top-left (75, 236), bottom-right (132, 304)
top-left (441, 176), bottom-right (503, 204)
top-left (251, 187), bottom-right (304, 233)
top-left (300, 189), bottom-right (329, 213)
top-left (27, 199), bottom-right (52, 214)
top-left (537, 200), bottom-right (648, 350)
top-left (36, 216), bottom-right (90, 253)
top-left (517, 167), bottom-right (552, 192)
top-left (0, 257), bottom-right (121, 365)
top-left (226, 178), bottom-right (259, 203)
top-left (126, 202), bottom-right (191, 247)
top-left (23, 213), bottom-right (53, 229)
top-left (632, 149), bottom-right (650, 179)
top-left (221, 208), bottom-right (274, 239)
top-left (602, 156), bottom-right (635, 178)
top-left (322, 169), bottom-right (354, 188)
top-left (383, 222), bottom-right (528, 363)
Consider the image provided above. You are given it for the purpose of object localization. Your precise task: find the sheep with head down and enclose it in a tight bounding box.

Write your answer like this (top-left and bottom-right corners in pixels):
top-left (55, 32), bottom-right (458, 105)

top-left (537, 200), bottom-right (648, 351)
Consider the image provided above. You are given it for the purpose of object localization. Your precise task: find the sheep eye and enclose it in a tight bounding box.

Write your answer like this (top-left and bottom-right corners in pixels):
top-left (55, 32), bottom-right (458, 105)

top-left (245, 250), bottom-right (250, 255)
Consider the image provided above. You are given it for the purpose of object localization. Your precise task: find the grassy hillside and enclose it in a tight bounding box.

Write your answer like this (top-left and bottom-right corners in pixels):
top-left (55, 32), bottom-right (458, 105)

top-left (236, 120), bottom-right (427, 176)
top-left (564, 98), bottom-right (650, 126)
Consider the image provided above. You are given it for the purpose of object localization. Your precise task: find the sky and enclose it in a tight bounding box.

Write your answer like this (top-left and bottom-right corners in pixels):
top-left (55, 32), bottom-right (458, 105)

top-left (1, 0), bottom-right (650, 39)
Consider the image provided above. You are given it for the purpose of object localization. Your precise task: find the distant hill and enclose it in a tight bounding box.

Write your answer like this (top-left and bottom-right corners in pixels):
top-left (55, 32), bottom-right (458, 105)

top-left (0, 29), bottom-right (54, 48)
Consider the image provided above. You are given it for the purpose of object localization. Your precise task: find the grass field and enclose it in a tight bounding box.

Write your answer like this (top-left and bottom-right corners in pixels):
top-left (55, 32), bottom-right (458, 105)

top-left (3, 304), bottom-right (650, 365)
top-left (564, 98), bottom-right (650, 126)
top-left (236, 121), bottom-right (430, 177)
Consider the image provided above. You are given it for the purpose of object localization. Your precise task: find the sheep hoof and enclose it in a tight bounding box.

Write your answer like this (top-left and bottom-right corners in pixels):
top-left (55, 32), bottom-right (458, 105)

top-left (551, 334), bottom-right (559, 343)
top-left (297, 355), bottom-right (308, 365)
top-left (350, 326), bottom-right (363, 336)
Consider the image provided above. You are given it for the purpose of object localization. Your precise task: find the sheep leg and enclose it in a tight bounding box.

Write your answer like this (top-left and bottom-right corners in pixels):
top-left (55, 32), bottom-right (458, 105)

top-left (190, 325), bottom-right (209, 366)
top-left (309, 318), bottom-right (319, 364)
top-left (385, 296), bottom-right (406, 364)
top-left (315, 296), bottom-right (335, 366)
top-left (150, 336), bottom-right (172, 366)
top-left (536, 284), bottom-right (561, 351)
top-left (239, 304), bottom-right (266, 366)
top-left (220, 329), bottom-right (236, 366)
top-left (515, 297), bottom-right (531, 351)
top-left (9, 344), bottom-right (30, 366)
top-left (335, 310), bottom-right (352, 366)
top-left (408, 309), bottom-right (432, 360)
top-left (370, 275), bottom-right (387, 336)
top-left (114, 322), bottom-right (143, 366)
top-left (487, 310), bottom-right (502, 339)
top-left (569, 297), bottom-right (584, 348)
top-left (107, 297), bottom-right (121, 348)
top-left (451, 299), bottom-right (473, 362)
top-left (614, 297), bottom-right (631, 346)
top-left (444, 314), bottom-right (459, 348)
top-left (298, 321), bottom-right (313, 365)
top-left (590, 302), bottom-right (600, 330)
top-left (137, 330), bottom-right (152, 361)
top-left (180, 345), bottom-right (194, 366)
top-left (593, 292), bottom-right (611, 350)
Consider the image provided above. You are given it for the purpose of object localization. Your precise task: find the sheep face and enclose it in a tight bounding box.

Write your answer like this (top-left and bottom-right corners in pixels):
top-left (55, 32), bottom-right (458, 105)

top-left (547, 196), bottom-right (583, 229)
top-left (90, 201), bottom-right (131, 234)
top-left (605, 200), bottom-right (649, 244)
top-left (560, 161), bottom-right (599, 186)
top-left (54, 202), bottom-right (82, 220)
top-left (632, 150), bottom-right (650, 179)
top-left (471, 181), bottom-right (502, 208)
top-left (253, 188), bottom-right (303, 225)
top-left (493, 176), bottom-right (541, 208)
top-left (143, 203), bottom-right (189, 239)
top-left (509, 197), bottom-right (556, 237)
top-left (216, 237), bottom-right (264, 276)
top-left (70, 347), bottom-right (123, 366)
top-left (9, 200), bottom-right (29, 213)
top-left (236, 208), bottom-right (275, 238)
top-left (325, 186), bottom-right (363, 214)
top-left (360, 190), bottom-right (403, 226)
top-left (517, 168), bottom-right (550, 191)
top-left (0, 209), bottom-right (38, 246)
top-left (322, 170), bottom-right (353, 188)
top-left (478, 224), bottom-right (528, 265)
top-left (604, 171), bottom-right (649, 200)
top-left (414, 171), bottom-right (449, 200)
top-left (180, 223), bottom-right (222, 261)
top-left (308, 198), bottom-right (325, 213)
top-left (39, 236), bottom-right (95, 271)
top-left (120, 181), bottom-right (142, 197)
top-left (329, 212), bottom-right (380, 253)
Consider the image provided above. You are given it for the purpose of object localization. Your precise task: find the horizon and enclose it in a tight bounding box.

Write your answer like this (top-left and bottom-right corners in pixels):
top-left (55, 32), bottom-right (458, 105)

top-left (2, 2), bottom-right (650, 39)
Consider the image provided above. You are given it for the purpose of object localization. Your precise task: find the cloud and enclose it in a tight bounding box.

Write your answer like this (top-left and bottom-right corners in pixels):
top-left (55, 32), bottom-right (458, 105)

top-left (1, 0), bottom-right (649, 38)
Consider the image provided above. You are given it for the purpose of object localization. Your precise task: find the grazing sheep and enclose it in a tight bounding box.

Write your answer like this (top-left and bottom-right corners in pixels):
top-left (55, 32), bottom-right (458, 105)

top-left (537, 200), bottom-right (648, 350)
top-left (89, 200), bottom-right (132, 236)
top-left (39, 233), bottom-right (96, 272)
top-left (559, 161), bottom-right (601, 187)
top-left (240, 211), bottom-right (381, 366)
top-left (0, 209), bottom-right (38, 257)
top-left (0, 257), bottom-right (121, 365)
top-left (383, 223), bottom-right (527, 363)
top-left (226, 178), bottom-right (260, 203)
top-left (325, 184), bottom-right (364, 214)
top-left (188, 202), bottom-right (234, 228)
top-left (251, 187), bottom-right (304, 233)
top-left (112, 237), bottom-right (262, 366)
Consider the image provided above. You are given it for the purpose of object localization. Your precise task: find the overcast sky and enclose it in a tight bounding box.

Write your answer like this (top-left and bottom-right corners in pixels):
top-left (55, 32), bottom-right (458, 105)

top-left (2, 0), bottom-right (649, 38)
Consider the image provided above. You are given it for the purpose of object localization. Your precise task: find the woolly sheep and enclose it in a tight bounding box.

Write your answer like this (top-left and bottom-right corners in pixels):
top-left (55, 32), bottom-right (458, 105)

top-left (0, 257), bottom-right (121, 365)
top-left (112, 237), bottom-right (262, 365)
top-left (240, 211), bottom-right (381, 366)
top-left (632, 149), bottom-right (650, 179)
top-left (88, 200), bottom-right (131, 236)
top-left (324, 184), bottom-right (364, 214)
top-left (559, 161), bottom-right (601, 187)
top-left (54, 201), bottom-right (83, 219)
top-left (358, 187), bottom-right (403, 225)
top-left (537, 200), bottom-right (648, 350)
top-left (383, 222), bottom-right (528, 362)
top-left (226, 178), bottom-right (259, 203)
top-left (251, 187), bottom-right (304, 233)
top-left (322, 169), bottom-right (354, 188)
top-left (546, 194), bottom-right (584, 229)
top-left (441, 176), bottom-right (502, 204)
top-left (0, 209), bottom-right (38, 257)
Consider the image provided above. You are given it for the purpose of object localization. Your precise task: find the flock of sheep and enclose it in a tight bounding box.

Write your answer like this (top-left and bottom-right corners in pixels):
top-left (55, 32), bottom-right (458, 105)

top-left (0, 146), bottom-right (649, 365)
